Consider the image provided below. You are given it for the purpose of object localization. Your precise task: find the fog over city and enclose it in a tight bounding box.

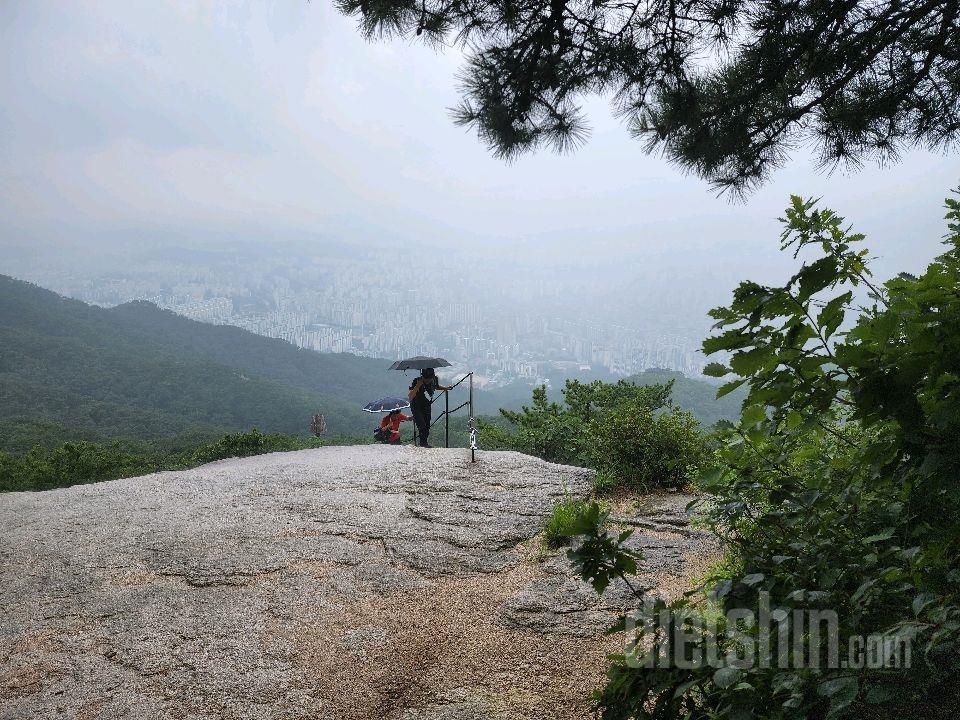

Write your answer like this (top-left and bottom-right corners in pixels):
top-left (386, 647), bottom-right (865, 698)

top-left (2, 1), bottom-right (957, 383)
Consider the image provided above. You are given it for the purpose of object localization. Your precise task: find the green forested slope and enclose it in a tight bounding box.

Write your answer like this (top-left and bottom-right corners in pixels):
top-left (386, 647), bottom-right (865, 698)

top-left (0, 276), bottom-right (402, 452)
top-left (628, 368), bottom-right (744, 426)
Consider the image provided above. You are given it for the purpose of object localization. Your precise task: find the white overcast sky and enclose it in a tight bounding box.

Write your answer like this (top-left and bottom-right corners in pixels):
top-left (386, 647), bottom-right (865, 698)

top-left (1, 0), bottom-right (957, 284)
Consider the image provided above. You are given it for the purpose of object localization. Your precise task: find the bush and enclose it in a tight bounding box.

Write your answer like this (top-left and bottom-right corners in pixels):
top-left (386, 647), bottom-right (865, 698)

top-left (494, 378), bottom-right (708, 492)
top-left (472, 418), bottom-right (517, 451)
top-left (496, 385), bottom-right (588, 465)
top-left (187, 428), bottom-right (324, 465)
top-left (588, 404), bottom-right (707, 492)
top-left (0, 451), bottom-right (26, 493)
top-left (0, 441), bottom-right (161, 492)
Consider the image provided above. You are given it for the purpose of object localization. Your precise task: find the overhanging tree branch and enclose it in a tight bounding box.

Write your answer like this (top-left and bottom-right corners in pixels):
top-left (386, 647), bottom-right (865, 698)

top-left (337, 0), bottom-right (960, 195)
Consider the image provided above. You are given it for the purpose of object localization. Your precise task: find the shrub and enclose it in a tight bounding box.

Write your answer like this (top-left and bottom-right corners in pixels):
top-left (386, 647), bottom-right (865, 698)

top-left (475, 416), bottom-right (538, 452)
top-left (588, 404), bottom-right (707, 492)
top-left (543, 494), bottom-right (596, 547)
top-left (497, 385), bottom-right (588, 465)
top-left (3, 441), bottom-right (162, 492)
top-left (495, 378), bottom-right (708, 492)
top-left (186, 428), bottom-right (323, 465)
top-left (0, 451), bottom-right (26, 493)
top-left (0, 429), bottom-right (351, 492)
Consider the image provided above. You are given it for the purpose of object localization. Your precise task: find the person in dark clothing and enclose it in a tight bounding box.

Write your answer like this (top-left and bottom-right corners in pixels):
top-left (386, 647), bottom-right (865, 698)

top-left (407, 367), bottom-right (452, 447)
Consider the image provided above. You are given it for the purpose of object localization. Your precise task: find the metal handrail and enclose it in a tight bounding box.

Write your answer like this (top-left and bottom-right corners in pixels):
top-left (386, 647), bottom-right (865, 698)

top-left (430, 400), bottom-right (470, 426)
top-left (431, 371), bottom-right (473, 398)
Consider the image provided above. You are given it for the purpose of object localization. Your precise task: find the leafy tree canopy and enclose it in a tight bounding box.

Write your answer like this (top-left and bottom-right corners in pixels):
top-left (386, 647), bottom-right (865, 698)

top-left (564, 191), bottom-right (960, 717)
top-left (337, 0), bottom-right (959, 194)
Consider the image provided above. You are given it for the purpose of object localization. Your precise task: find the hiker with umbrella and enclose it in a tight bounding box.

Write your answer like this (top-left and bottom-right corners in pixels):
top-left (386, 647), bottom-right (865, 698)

top-left (389, 356), bottom-right (453, 448)
top-left (363, 397), bottom-right (412, 444)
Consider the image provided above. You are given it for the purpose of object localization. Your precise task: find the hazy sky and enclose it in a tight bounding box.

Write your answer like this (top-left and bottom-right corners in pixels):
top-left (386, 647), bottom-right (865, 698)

top-left (1, 0), bottom-right (957, 285)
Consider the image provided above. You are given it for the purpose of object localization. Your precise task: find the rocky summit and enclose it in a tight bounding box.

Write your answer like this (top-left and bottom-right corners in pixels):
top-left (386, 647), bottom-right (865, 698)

top-left (0, 446), bottom-right (713, 720)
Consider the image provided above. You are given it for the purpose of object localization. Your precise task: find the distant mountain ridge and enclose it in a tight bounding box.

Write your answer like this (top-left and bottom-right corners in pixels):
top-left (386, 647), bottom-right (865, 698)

top-left (628, 368), bottom-right (744, 426)
top-left (0, 275), bottom-right (405, 452)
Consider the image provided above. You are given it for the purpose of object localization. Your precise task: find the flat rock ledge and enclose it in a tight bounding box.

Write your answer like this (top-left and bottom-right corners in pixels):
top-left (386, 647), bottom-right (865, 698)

top-left (0, 446), bottom-right (715, 720)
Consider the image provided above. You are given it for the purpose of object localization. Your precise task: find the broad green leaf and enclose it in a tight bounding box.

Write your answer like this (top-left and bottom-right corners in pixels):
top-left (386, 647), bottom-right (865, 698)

top-left (703, 362), bottom-right (731, 377)
top-left (912, 592), bottom-right (937, 616)
top-left (672, 678), bottom-right (699, 699)
top-left (713, 666), bottom-right (742, 689)
top-left (730, 347), bottom-right (773, 375)
top-left (703, 329), bottom-right (756, 355)
top-left (796, 256), bottom-right (840, 300)
top-left (741, 405), bottom-right (767, 426)
top-left (817, 291), bottom-right (852, 340)
top-left (818, 676), bottom-right (859, 718)
top-left (717, 378), bottom-right (747, 398)
top-left (863, 528), bottom-right (895, 544)
top-left (699, 466), bottom-right (726, 485)
top-left (851, 579), bottom-right (876, 603)
top-left (818, 676), bottom-right (857, 698)
top-left (713, 579), bottom-right (733, 599)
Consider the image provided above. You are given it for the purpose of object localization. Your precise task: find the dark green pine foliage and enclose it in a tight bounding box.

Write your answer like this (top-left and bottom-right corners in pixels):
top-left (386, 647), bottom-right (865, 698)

top-left (338, 0), bottom-right (960, 195)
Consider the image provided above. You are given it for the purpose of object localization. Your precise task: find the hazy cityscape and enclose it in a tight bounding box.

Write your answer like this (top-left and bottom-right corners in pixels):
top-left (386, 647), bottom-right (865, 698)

top-left (3, 238), bottom-right (719, 387)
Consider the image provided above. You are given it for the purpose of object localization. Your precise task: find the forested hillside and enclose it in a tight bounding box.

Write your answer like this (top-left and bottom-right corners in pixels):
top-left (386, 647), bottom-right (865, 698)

top-left (0, 276), bottom-right (402, 452)
top-left (628, 368), bottom-right (744, 426)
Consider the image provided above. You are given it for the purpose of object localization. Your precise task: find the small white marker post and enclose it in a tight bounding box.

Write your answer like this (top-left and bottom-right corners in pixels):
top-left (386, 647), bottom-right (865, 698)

top-left (468, 373), bottom-right (476, 463)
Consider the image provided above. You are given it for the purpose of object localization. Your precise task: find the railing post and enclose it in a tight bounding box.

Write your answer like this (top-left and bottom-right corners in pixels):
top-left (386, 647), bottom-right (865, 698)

top-left (445, 389), bottom-right (450, 448)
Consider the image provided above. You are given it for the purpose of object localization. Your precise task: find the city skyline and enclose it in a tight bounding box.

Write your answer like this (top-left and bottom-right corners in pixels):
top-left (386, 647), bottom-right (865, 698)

top-left (3, 239), bottom-right (712, 387)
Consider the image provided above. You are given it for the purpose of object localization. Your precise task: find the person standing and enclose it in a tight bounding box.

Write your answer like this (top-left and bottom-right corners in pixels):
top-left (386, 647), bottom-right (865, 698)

top-left (407, 367), bottom-right (452, 448)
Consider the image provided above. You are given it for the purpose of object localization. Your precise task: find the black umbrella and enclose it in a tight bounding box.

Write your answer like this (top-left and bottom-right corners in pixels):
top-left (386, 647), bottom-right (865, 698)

top-left (388, 356), bottom-right (452, 371)
top-left (362, 396), bottom-right (411, 413)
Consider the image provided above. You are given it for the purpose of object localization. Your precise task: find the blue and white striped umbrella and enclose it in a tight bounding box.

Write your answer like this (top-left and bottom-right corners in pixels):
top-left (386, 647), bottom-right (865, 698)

top-left (362, 396), bottom-right (411, 413)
